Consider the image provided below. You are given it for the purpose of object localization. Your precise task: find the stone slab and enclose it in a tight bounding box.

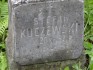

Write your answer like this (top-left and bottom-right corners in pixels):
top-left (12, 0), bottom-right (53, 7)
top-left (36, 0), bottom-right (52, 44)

top-left (7, 0), bottom-right (84, 65)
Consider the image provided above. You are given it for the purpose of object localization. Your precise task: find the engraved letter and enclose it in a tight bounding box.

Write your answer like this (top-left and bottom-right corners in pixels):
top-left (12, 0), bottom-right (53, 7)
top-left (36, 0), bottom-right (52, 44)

top-left (47, 26), bottom-right (51, 36)
top-left (21, 29), bottom-right (25, 38)
top-left (40, 37), bottom-right (43, 44)
top-left (34, 18), bottom-right (38, 25)
top-left (41, 27), bottom-right (44, 36)
top-left (35, 27), bottom-right (39, 36)
top-left (52, 26), bottom-right (60, 35)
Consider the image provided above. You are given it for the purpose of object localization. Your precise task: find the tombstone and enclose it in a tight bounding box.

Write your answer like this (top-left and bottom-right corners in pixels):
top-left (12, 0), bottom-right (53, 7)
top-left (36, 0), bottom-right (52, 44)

top-left (6, 0), bottom-right (85, 70)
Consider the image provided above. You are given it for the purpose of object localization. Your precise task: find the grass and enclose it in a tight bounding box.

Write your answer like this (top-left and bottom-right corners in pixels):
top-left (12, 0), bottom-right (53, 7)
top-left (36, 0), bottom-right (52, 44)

top-left (84, 0), bottom-right (93, 70)
top-left (0, 0), bottom-right (8, 70)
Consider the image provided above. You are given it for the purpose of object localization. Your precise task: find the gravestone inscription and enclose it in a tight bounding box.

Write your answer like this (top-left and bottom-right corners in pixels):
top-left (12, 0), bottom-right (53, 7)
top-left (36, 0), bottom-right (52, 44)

top-left (7, 0), bottom-right (84, 67)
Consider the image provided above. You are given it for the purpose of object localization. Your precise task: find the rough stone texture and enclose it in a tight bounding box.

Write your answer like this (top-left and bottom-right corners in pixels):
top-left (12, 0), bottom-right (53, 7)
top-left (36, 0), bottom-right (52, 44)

top-left (21, 53), bottom-right (85, 70)
top-left (6, 0), bottom-right (84, 70)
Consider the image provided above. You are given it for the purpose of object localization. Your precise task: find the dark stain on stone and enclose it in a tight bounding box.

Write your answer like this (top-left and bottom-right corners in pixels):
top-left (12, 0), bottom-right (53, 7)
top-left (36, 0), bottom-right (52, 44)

top-left (37, 46), bottom-right (40, 48)
top-left (78, 23), bottom-right (80, 25)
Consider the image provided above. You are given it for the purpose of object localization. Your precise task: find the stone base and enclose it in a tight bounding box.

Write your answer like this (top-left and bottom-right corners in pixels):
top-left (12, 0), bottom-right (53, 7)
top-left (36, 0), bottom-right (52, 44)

top-left (7, 53), bottom-right (85, 70)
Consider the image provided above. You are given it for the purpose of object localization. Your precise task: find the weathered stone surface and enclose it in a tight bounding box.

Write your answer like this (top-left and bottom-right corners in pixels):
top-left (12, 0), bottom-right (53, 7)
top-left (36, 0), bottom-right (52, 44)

top-left (21, 53), bottom-right (85, 70)
top-left (7, 0), bottom-right (84, 68)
